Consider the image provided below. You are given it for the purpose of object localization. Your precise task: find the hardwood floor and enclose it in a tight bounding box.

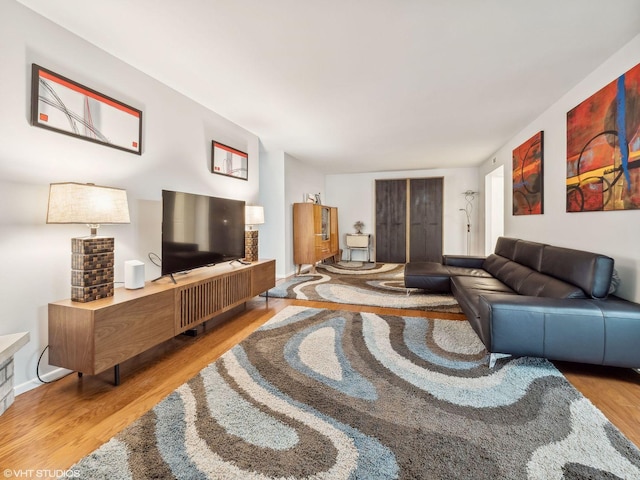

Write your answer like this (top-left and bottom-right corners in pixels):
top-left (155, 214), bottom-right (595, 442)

top-left (1, 296), bottom-right (639, 473)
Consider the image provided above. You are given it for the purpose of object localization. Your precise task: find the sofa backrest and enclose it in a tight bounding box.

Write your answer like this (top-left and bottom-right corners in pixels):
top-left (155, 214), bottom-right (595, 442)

top-left (483, 254), bottom-right (587, 299)
top-left (493, 237), bottom-right (519, 260)
top-left (540, 245), bottom-right (614, 299)
top-left (513, 240), bottom-right (545, 271)
top-left (490, 237), bottom-right (614, 299)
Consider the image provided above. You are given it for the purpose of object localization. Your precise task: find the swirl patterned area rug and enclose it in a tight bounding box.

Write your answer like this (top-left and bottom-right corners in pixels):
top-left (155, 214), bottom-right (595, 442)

top-left (268, 263), bottom-right (462, 313)
top-left (71, 306), bottom-right (640, 479)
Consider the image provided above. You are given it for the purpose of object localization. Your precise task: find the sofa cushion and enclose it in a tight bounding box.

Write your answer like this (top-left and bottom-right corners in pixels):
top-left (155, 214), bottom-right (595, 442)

top-left (540, 246), bottom-right (614, 299)
top-left (517, 271), bottom-right (587, 298)
top-left (482, 254), bottom-right (510, 278)
top-left (494, 261), bottom-right (535, 292)
top-left (513, 240), bottom-right (545, 271)
top-left (446, 265), bottom-right (492, 278)
top-left (443, 255), bottom-right (486, 268)
top-left (404, 262), bottom-right (451, 292)
top-left (451, 276), bottom-right (515, 316)
top-left (404, 261), bottom-right (492, 292)
top-left (451, 276), bottom-right (516, 347)
top-left (452, 276), bottom-right (515, 296)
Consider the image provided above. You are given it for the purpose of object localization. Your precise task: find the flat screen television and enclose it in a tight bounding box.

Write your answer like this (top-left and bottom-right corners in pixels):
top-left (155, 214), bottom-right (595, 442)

top-left (161, 190), bottom-right (246, 278)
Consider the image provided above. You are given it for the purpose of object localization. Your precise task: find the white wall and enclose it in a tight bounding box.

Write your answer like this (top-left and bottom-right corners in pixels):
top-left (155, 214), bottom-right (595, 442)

top-left (283, 154), bottom-right (326, 276)
top-left (484, 165), bottom-right (505, 255)
top-left (0, 0), bottom-right (261, 392)
top-left (325, 167), bottom-right (481, 260)
top-left (258, 147), bottom-right (287, 278)
top-left (479, 33), bottom-right (640, 302)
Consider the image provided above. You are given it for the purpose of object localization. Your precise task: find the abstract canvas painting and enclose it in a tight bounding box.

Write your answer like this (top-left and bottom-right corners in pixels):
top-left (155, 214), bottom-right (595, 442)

top-left (566, 62), bottom-right (640, 212)
top-left (512, 131), bottom-right (544, 215)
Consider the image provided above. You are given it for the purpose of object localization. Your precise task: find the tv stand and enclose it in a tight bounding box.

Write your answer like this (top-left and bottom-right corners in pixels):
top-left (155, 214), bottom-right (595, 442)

top-left (48, 259), bottom-right (275, 385)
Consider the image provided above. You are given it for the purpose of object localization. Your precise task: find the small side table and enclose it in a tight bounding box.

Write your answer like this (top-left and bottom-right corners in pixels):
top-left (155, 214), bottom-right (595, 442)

top-left (345, 234), bottom-right (371, 261)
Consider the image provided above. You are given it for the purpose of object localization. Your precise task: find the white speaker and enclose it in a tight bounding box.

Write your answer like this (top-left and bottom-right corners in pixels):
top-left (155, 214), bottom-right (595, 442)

top-left (124, 260), bottom-right (145, 289)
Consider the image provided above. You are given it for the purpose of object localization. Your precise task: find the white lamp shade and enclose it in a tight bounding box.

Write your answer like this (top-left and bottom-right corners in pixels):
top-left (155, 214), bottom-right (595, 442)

top-left (245, 205), bottom-right (265, 225)
top-left (46, 182), bottom-right (130, 224)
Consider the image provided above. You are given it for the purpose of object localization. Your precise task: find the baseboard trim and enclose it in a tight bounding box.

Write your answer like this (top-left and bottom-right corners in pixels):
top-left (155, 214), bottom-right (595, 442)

top-left (15, 367), bottom-right (72, 396)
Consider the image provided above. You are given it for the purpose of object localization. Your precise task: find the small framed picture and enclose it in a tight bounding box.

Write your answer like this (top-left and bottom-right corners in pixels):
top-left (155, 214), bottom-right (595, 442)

top-left (212, 141), bottom-right (248, 180)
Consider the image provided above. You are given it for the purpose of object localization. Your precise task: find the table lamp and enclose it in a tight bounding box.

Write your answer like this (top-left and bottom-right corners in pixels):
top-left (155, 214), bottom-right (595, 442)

top-left (46, 182), bottom-right (130, 302)
top-left (244, 205), bottom-right (264, 262)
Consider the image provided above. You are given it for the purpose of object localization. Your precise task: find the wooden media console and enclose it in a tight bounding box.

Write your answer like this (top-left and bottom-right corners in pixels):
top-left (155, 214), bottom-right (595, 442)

top-left (48, 259), bottom-right (275, 384)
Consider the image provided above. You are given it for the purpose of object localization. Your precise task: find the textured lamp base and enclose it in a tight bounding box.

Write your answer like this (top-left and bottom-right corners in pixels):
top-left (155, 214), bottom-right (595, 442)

top-left (71, 237), bottom-right (115, 302)
top-left (245, 230), bottom-right (259, 262)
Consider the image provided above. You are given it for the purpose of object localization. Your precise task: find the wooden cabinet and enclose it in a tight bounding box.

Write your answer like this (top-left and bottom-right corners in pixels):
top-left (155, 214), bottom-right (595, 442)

top-left (293, 203), bottom-right (339, 274)
top-left (48, 259), bottom-right (275, 383)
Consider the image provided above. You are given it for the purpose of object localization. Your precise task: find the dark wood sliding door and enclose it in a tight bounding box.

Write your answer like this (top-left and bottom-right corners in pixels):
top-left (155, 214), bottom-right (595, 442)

top-left (375, 179), bottom-right (407, 263)
top-left (375, 177), bottom-right (443, 264)
top-left (409, 177), bottom-right (443, 262)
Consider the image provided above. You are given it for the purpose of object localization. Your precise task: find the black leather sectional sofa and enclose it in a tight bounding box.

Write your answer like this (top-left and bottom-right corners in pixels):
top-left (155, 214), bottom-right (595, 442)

top-left (404, 237), bottom-right (640, 368)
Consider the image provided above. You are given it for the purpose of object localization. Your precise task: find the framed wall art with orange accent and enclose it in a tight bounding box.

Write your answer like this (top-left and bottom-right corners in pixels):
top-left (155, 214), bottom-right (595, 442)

top-left (566, 62), bottom-right (640, 212)
top-left (30, 64), bottom-right (143, 155)
top-left (211, 141), bottom-right (248, 180)
top-left (512, 131), bottom-right (544, 215)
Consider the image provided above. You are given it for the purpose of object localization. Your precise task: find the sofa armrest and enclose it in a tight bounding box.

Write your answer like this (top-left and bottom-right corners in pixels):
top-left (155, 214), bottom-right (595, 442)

top-left (593, 296), bottom-right (640, 367)
top-left (477, 294), bottom-right (607, 364)
top-left (443, 255), bottom-right (486, 268)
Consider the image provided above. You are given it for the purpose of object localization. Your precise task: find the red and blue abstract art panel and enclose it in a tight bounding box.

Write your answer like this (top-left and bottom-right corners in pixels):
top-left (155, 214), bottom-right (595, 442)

top-left (513, 131), bottom-right (544, 215)
top-left (567, 62), bottom-right (640, 212)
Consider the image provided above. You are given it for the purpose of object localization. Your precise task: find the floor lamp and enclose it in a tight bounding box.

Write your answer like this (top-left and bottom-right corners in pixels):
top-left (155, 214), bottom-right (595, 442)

top-left (244, 205), bottom-right (264, 262)
top-left (460, 190), bottom-right (478, 256)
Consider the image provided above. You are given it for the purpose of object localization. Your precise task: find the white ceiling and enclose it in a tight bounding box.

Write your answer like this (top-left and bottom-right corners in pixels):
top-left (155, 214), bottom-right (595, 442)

top-left (16, 0), bottom-right (640, 174)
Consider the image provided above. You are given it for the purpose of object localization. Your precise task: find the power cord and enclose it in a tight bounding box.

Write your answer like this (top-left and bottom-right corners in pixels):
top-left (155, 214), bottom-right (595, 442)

top-left (36, 345), bottom-right (72, 384)
top-left (36, 345), bottom-right (55, 384)
top-left (148, 252), bottom-right (162, 267)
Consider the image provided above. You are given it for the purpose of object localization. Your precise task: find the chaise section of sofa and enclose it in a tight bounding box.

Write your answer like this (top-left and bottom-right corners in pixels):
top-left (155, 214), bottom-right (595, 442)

top-left (404, 237), bottom-right (640, 369)
top-left (403, 259), bottom-right (490, 293)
